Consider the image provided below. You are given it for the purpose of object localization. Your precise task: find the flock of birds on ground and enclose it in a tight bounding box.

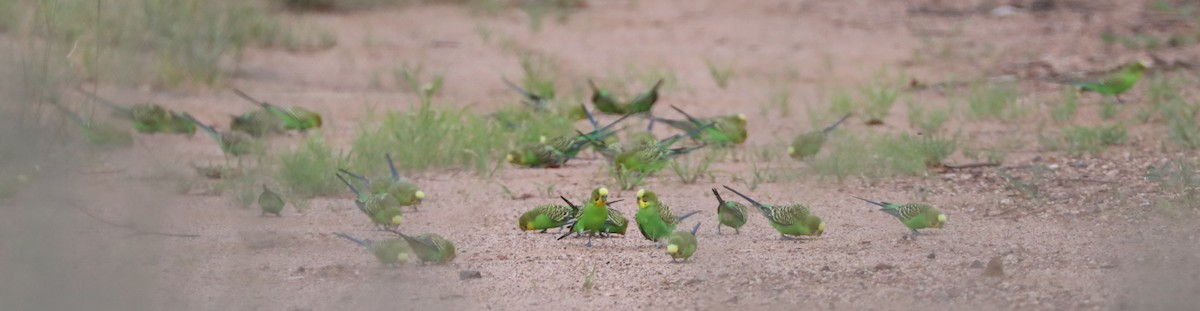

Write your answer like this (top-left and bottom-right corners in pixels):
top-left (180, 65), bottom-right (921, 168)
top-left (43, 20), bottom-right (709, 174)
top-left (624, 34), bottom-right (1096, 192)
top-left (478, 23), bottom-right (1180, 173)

top-left (49, 60), bottom-right (1150, 265)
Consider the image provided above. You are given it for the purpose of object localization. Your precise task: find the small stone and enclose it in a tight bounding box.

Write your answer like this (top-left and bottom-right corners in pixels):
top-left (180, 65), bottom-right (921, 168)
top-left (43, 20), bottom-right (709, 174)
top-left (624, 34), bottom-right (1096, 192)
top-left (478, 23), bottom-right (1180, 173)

top-left (970, 260), bottom-right (984, 268)
top-left (821, 265), bottom-right (832, 272)
top-left (873, 263), bottom-right (895, 271)
top-left (927, 252), bottom-right (936, 259)
top-left (458, 270), bottom-right (482, 280)
top-left (983, 257), bottom-right (1005, 277)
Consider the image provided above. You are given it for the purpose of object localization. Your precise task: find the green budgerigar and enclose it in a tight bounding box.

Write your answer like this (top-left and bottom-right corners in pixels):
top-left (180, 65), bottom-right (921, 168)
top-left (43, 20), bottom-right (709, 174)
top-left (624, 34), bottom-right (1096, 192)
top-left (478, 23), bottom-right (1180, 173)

top-left (258, 185), bottom-right (285, 217)
top-left (722, 185), bottom-right (825, 239)
top-left (233, 88), bottom-right (323, 132)
top-left (556, 187), bottom-right (610, 246)
top-left (623, 79), bottom-right (664, 114)
top-left (611, 122), bottom-right (715, 175)
top-left (391, 231), bottom-right (456, 264)
top-left (507, 113), bottom-right (632, 168)
top-left (230, 110), bottom-right (284, 138)
top-left (338, 154), bottom-right (425, 211)
top-left (334, 232), bottom-right (412, 267)
top-left (502, 77), bottom-right (550, 111)
top-left (666, 222), bottom-right (701, 263)
top-left (588, 79), bottom-right (625, 115)
top-left (652, 105), bottom-right (748, 146)
top-left (76, 88), bottom-right (174, 134)
top-left (1067, 61), bottom-right (1148, 104)
top-left (788, 113), bottom-right (851, 160)
top-left (711, 188), bottom-right (748, 234)
top-left (635, 189), bottom-right (701, 247)
top-left (167, 111), bottom-right (197, 136)
top-left (336, 173), bottom-right (404, 231)
top-left (853, 196), bottom-right (946, 236)
top-left (519, 198), bottom-right (579, 232)
top-left (182, 113), bottom-right (260, 158)
top-left (49, 100), bottom-right (133, 149)
top-left (563, 197), bottom-right (628, 237)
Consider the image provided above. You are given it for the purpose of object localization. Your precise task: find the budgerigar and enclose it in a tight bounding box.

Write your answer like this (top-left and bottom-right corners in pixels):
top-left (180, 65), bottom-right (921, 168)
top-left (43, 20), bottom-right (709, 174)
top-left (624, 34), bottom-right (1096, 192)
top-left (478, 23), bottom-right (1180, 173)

top-left (635, 189), bottom-right (701, 247)
top-left (167, 111), bottom-right (197, 136)
top-left (611, 122), bottom-right (715, 175)
top-left (76, 88), bottom-right (174, 134)
top-left (334, 232), bottom-right (412, 267)
top-left (588, 79), bottom-right (625, 115)
top-left (853, 196), bottom-right (946, 236)
top-left (623, 79), bottom-right (664, 115)
top-left (711, 188), bottom-right (748, 234)
top-left (788, 113), bottom-right (851, 160)
top-left (182, 113), bottom-right (260, 157)
top-left (258, 185), bottom-right (285, 217)
top-left (1067, 61), bottom-right (1148, 104)
top-left (339, 154), bottom-right (425, 211)
top-left (519, 198), bottom-right (579, 232)
top-left (556, 187), bottom-right (610, 246)
top-left (722, 185), bottom-right (825, 239)
top-left (230, 110), bottom-right (284, 138)
top-left (391, 231), bottom-right (456, 264)
top-left (652, 105), bottom-right (748, 146)
top-left (563, 197), bottom-right (628, 237)
top-left (336, 173), bottom-right (404, 231)
top-left (666, 222), bottom-right (701, 263)
top-left (502, 77), bottom-right (550, 111)
top-left (49, 100), bottom-right (133, 149)
top-left (507, 113), bottom-right (632, 168)
top-left (233, 88), bottom-right (323, 131)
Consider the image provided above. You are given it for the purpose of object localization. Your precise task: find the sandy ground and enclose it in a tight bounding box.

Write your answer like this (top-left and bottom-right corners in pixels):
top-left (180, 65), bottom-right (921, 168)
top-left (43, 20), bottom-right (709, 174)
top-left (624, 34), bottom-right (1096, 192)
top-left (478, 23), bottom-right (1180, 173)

top-left (3, 0), bottom-right (1200, 310)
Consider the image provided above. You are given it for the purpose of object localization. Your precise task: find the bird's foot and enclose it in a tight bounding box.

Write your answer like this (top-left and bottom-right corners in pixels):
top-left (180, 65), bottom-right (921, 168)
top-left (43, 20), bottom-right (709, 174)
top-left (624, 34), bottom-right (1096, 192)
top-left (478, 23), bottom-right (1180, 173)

top-left (539, 229), bottom-right (547, 233)
top-left (716, 225), bottom-right (722, 235)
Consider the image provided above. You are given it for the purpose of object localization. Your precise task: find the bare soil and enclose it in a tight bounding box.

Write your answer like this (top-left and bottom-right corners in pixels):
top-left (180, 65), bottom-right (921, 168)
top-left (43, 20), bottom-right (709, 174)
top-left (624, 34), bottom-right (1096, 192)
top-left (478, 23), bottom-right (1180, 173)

top-left (4, 1), bottom-right (1200, 310)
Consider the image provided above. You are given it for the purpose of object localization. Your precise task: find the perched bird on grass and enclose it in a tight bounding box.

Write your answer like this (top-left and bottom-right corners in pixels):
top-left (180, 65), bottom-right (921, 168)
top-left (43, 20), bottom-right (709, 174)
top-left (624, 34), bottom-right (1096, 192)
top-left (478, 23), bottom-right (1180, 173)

top-left (76, 89), bottom-right (174, 134)
top-left (722, 185), bottom-right (825, 239)
top-left (336, 173), bottom-right (404, 231)
top-left (666, 222), bottom-right (701, 263)
top-left (1063, 61), bottom-right (1148, 104)
top-left (233, 88), bottom-right (323, 132)
top-left (711, 188), bottom-right (748, 234)
top-left (788, 113), bottom-right (851, 160)
top-left (519, 197), bottom-right (580, 233)
top-left (338, 154), bottom-right (425, 211)
top-left (556, 187), bottom-right (610, 246)
top-left (853, 196), bottom-right (946, 236)
top-left (652, 105), bottom-right (748, 146)
top-left (635, 189), bottom-right (701, 247)
top-left (588, 79), bottom-right (624, 115)
top-left (49, 100), bottom-right (133, 149)
top-left (258, 185), bottom-right (285, 217)
top-left (182, 113), bottom-right (260, 158)
top-left (334, 232), bottom-right (412, 267)
top-left (390, 231), bottom-right (456, 264)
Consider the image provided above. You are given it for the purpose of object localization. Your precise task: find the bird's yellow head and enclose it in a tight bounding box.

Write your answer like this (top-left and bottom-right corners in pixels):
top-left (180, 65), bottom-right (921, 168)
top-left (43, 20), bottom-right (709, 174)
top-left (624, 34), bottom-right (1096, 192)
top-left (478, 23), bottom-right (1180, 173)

top-left (667, 243), bottom-right (680, 255)
top-left (591, 187), bottom-right (609, 206)
top-left (415, 190), bottom-right (425, 200)
top-left (505, 152), bottom-right (518, 164)
top-left (933, 213), bottom-right (947, 228)
top-left (636, 189), bottom-right (658, 209)
top-left (786, 146), bottom-right (796, 156)
top-left (815, 221), bottom-right (826, 236)
top-left (391, 215), bottom-right (403, 226)
top-left (312, 114), bottom-right (324, 128)
top-left (397, 253), bottom-right (410, 263)
top-left (538, 135), bottom-right (548, 144)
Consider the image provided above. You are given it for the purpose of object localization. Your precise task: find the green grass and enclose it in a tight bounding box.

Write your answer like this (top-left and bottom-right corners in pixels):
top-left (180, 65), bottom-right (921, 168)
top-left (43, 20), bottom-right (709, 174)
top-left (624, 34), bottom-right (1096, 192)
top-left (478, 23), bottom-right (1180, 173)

top-left (859, 80), bottom-right (900, 123)
top-left (964, 82), bottom-right (1023, 120)
top-left (1098, 102), bottom-right (1120, 120)
top-left (669, 151), bottom-right (715, 185)
top-left (762, 87), bottom-right (792, 118)
top-left (827, 89), bottom-right (854, 122)
top-left (395, 64), bottom-right (445, 106)
top-left (1145, 158), bottom-right (1200, 214)
top-left (351, 103), bottom-right (509, 176)
top-left (517, 51), bottom-right (558, 102)
top-left (275, 0), bottom-right (405, 11)
top-left (9, 0), bottom-right (335, 88)
top-left (906, 101), bottom-right (950, 134)
top-left (609, 165), bottom-right (648, 191)
top-left (276, 132), bottom-right (349, 199)
top-left (1056, 124), bottom-right (1127, 156)
top-left (808, 132), bottom-right (956, 181)
top-left (1050, 86), bottom-right (1078, 122)
top-left (705, 59), bottom-right (735, 89)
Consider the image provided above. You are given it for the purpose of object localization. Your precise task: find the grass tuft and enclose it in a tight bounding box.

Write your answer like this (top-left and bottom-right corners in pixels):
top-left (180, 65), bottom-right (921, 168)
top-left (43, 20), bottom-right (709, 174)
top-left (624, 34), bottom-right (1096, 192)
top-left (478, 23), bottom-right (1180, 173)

top-left (276, 132), bottom-right (348, 199)
top-left (965, 82), bottom-right (1022, 120)
top-left (704, 59), bottom-right (735, 88)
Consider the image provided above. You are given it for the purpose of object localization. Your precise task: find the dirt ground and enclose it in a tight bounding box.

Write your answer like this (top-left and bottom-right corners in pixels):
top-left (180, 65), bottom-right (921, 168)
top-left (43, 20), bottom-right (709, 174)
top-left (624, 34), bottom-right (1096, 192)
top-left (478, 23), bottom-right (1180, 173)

top-left (4, 0), bottom-right (1200, 310)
